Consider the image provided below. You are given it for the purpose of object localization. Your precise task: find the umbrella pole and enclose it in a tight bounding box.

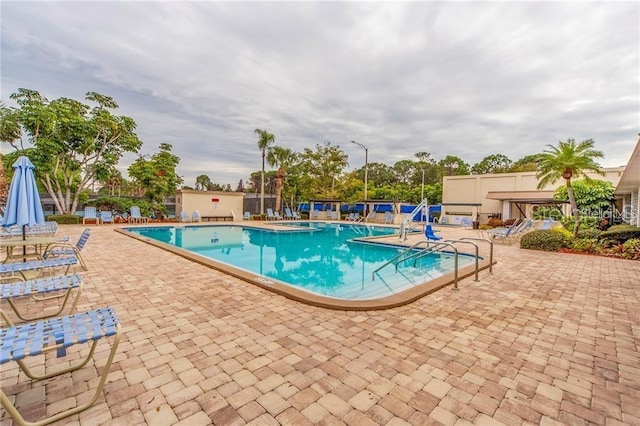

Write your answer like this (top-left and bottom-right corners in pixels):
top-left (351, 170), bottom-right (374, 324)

top-left (22, 224), bottom-right (27, 262)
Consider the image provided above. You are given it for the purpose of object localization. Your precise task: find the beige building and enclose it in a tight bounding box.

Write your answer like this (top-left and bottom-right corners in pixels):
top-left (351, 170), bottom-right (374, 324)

top-left (614, 135), bottom-right (640, 227)
top-left (175, 190), bottom-right (245, 221)
top-left (441, 167), bottom-right (625, 225)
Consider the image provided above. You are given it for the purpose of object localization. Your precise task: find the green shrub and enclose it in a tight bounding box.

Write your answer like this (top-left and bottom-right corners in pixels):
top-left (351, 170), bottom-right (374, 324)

top-left (621, 238), bottom-right (640, 260)
top-left (520, 229), bottom-right (571, 252)
top-left (533, 207), bottom-right (563, 220)
top-left (577, 228), bottom-right (601, 239)
top-left (571, 238), bottom-right (598, 254)
top-left (560, 215), bottom-right (599, 232)
top-left (599, 225), bottom-right (640, 244)
top-left (46, 214), bottom-right (80, 224)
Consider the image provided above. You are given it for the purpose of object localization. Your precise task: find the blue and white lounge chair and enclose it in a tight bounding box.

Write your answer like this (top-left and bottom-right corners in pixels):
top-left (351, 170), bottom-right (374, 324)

top-left (0, 307), bottom-right (121, 426)
top-left (292, 210), bottom-right (302, 220)
top-left (100, 211), bottom-right (114, 224)
top-left (284, 208), bottom-right (294, 220)
top-left (0, 274), bottom-right (83, 324)
top-left (266, 208), bottom-right (276, 220)
top-left (43, 228), bottom-right (91, 270)
top-left (0, 257), bottom-right (77, 282)
top-left (129, 206), bottom-right (149, 223)
top-left (82, 206), bottom-right (100, 225)
top-left (192, 210), bottom-right (201, 222)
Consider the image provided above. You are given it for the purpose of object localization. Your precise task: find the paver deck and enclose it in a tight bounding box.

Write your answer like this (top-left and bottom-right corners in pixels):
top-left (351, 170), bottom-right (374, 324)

top-left (1, 223), bottom-right (639, 425)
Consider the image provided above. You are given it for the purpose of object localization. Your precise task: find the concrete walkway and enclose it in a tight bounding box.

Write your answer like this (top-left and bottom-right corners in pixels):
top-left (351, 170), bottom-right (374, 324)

top-left (1, 224), bottom-right (639, 425)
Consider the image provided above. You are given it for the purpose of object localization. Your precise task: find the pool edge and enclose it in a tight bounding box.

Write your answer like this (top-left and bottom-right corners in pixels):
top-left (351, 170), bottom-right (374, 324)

top-left (115, 226), bottom-right (496, 311)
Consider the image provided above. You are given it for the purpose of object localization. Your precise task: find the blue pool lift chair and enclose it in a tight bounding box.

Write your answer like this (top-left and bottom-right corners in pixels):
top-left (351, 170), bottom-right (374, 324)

top-left (0, 307), bottom-right (121, 426)
top-left (425, 225), bottom-right (442, 241)
top-left (43, 228), bottom-right (91, 271)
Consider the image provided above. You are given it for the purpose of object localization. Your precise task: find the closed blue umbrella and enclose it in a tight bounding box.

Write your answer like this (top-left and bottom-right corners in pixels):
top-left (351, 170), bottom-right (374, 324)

top-left (1, 156), bottom-right (45, 250)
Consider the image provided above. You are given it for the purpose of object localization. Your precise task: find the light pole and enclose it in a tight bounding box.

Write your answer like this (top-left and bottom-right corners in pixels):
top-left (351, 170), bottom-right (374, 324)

top-left (351, 140), bottom-right (368, 220)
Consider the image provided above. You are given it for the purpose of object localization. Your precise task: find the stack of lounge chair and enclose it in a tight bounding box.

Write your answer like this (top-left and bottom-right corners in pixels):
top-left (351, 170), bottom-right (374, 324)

top-left (0, 228), bottom-right (121, 426)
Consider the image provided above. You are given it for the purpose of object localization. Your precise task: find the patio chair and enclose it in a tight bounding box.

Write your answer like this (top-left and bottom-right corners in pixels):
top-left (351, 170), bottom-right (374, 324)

top-left (243, 211), bottom-right (251, 220)
top-left (311, 209), bottom-right (320, 220)
top-left (274, 211), bottom-right (285, 220)
top-left (129, 206), bottom-right (149, 223)
top-left (0, 274), bottom-right (83, 324)
top-left (460, 217), bottom-right (473, 228)
top-left (43, 228), bottom-right (91, 271)
top-left (425, 225), bottom-right (442, 241)
top-left (0, 307), bottom-right (121, 426)
top-left (284, 208), bottom-right (294, 220)
top-left (292, 211), bottom-right (302, 220)
top-left (100, 211), bottom-right (114, 224)
top-left (0, 257), bottom-right (78, 282)
top-left (383, 212), bottom-right (395, 224)
top-left (82, 206), bottom-right (100, 225)
top-left (192, 210), bottom-right (201, 222)
top-left (180, 211), bottom-right (191, 222)
top-left (330, 211), bottom-right (339, 220)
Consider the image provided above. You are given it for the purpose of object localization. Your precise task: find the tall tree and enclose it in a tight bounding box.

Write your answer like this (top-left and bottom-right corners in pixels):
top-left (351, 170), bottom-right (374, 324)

top-left (267, 146), bottom-right (297, 213)
top-left (536, 138), bottom-right (604, 237)
top-left (128, 143), bottom-right (182, 204)
top-left (471, 154), bottom-right (513, 174)
top-left (0, 102), bottom-right (22, 204)
top-left (299, 141), bottom-right (348, 199)
top-left (254, 128), bottom-right (275, 216)
top-left (195, 174), bottom-right (212, 191)
top-left (438, 155), bottom-right (470, 177)
top-left (0, 89), bottom-right (142, 214)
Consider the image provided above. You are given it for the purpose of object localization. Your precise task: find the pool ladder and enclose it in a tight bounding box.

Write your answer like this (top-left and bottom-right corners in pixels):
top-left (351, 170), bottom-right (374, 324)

top-left (372, 237), bottom-right (493, 290)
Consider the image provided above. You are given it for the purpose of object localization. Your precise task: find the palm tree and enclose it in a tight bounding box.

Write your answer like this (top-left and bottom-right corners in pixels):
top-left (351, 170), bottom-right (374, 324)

top-left (536, 138), bottom-right (604, 237)
top-left (254, 129), bottom-right (275, 217)
top-left (267, 146), bottom-right (297, 213)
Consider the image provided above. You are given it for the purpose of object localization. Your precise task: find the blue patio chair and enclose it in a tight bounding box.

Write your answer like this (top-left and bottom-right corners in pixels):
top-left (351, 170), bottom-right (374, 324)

top-left (1, 257), bottom-right (78, 282)
top-left (292, 211), bottom-right (302, 220)
top-left (0, 307), bottom-right (121, 426)
top-left (100, 211), bottom-right (114, 224)
top-left (460, 217), bottom-right (473, 228)
top-left (284, 208), bottom-right (294, 220)
top-left (180, 211), bottom-right (191, 222)
top-left (43, 229), bottom-right (91, 270)
top-left (266, 208), bottom-right (277, 220)
top-left (129, 206), bottom-right (149, 223)
top-left (425, 225), bottom-right (442, 241)
top-left (274, 211), bottom-right (284, 220)
top-left (82, 206), bottom-right (100, 225)
top-left (192, 210), bottom-right (201, 222)
top-left (243, 211), bottom-right (251, 220)
top-left (0, 274), bottom-right (83, 324)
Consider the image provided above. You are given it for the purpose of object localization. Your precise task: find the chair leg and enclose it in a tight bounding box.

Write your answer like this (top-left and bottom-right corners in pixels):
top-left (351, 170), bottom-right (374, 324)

top-left (6, 285), bottom-right (83, 323)
top-left (0, 326), bottom-right (120, 426)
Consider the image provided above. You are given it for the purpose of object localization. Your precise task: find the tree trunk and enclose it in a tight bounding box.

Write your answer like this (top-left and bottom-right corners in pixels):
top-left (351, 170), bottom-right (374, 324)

top-left (0, 153), bottom-right (8, 205)
top-left (566, 179), bottom-right (580, 238)
top-left (275, 167), bottom-right (285, 213)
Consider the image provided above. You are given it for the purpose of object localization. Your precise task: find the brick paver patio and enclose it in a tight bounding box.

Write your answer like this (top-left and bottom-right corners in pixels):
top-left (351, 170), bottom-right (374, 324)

top-left (2, 223), bottom-right (639, 425)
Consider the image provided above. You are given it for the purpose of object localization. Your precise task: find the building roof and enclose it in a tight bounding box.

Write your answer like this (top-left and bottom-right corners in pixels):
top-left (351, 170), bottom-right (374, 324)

top-left (485, 190), bottom-right (567, 204)
top-left (615, 134), bottom-right (640, 194)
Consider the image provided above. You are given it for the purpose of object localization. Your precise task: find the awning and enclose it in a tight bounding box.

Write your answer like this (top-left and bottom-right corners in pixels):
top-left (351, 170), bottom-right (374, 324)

top-left (485, 190), bottom-right (567, 205)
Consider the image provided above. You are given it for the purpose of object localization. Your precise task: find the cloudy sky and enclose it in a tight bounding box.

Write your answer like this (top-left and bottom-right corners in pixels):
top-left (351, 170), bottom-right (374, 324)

top-left (1, 1), bottom-right (639, 187)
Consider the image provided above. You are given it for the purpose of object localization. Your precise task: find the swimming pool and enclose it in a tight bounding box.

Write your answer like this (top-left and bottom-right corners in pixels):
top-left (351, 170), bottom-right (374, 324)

top-left (122, 222), bottom-right (483, 308)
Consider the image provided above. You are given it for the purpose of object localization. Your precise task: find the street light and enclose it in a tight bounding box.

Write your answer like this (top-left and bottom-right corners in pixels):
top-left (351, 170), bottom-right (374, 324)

top-left (351, 140), bottom-right (368, 220)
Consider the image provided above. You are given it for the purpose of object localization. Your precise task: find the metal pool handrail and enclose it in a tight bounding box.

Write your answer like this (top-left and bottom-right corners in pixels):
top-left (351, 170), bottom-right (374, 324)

top-left (372, 240), bottom-right (460, 289)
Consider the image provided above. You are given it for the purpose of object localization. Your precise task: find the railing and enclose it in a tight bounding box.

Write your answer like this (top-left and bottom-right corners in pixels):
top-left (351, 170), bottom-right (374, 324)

top-left (372, 236), bottom-right (493, 290)
top-left (372, 240), bottom-right (461, 289)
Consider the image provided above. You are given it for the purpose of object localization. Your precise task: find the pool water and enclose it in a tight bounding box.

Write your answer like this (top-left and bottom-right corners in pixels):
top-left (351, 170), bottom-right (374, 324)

top-left (128, 222), bottom-right (475, 301)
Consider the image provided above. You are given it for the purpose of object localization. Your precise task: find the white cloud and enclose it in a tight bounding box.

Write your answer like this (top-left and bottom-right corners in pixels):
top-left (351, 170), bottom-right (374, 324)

top-left (2, 1), bottom-right (638, 186)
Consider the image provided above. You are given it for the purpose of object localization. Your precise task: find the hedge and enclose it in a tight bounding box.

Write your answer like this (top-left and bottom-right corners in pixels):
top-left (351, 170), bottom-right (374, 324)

top-left (520, 229), bottom-right (571, 252)
top-left (45, 214), bottom-right (81, 224)
top-left (599, 225), bottom-right (640, 244)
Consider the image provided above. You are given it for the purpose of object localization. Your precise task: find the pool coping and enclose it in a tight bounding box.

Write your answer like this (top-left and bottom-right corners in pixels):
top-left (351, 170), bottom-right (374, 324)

top-left (116, 223), bottom-right (496, 310)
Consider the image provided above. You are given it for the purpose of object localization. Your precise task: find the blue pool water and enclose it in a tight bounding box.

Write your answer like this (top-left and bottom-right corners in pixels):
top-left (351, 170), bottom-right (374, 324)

top-left (127, 222), bottom-right (474, 300)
